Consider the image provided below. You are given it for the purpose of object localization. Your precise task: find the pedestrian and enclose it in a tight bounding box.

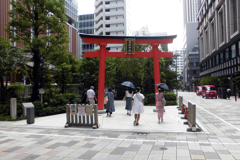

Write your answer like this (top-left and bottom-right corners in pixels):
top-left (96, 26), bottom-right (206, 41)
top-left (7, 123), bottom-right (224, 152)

top-left (86, 86), bottom-right (97, 105)
top-left (105, 87), bottom-right (115, 117)
top-left (132, 87), bottom-right (145, 126)
top-left (227, 88), bottom-right (231, 100)
top-left (81, 89), bottom-right (88, 104)
top-left (125, 87), bottom-right (133, 116)
top-left (156, 87), bottom-right (166, 123)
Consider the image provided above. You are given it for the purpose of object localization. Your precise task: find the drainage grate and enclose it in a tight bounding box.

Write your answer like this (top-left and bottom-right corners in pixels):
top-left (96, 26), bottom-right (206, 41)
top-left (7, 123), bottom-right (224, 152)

top-left (132, 132), bottom-right (150, 135)
top-left (160, 147), bottom-right (168, 150)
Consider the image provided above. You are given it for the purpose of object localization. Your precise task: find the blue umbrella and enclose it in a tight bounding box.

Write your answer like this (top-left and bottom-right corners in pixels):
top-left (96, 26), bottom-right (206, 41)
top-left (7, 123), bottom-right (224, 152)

top-left (121, 81), bottom-right (135, 89)
top-left (155, 83), bottom-right (169, 91)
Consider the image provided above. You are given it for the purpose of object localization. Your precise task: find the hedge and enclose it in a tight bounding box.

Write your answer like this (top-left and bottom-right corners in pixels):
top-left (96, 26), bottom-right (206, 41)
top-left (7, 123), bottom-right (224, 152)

top-left (144, 92), bottom-right (177, 106)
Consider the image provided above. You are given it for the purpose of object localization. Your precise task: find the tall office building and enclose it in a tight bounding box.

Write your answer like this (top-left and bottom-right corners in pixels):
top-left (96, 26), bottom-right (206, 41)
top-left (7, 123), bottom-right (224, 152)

top-left (169, 49), bottom-right (185, 77)
top-left (197, 0), bottom-right (240, 95)
top-left (182, 0), bottom-right (199, 89)
top-left (0, 0), bottom-right (10, 39)
top-left (78, 14), bottom-right (95, 56)
top-left (64, 0), bottom-right (78, 25)
top-left (94, 0), bottom-right (131, 51)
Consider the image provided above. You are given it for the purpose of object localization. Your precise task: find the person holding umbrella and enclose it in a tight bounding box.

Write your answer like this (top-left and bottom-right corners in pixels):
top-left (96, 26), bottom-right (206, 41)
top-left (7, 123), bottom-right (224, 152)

top-left (132, 87), bottom-right (145, 126)
top-left (125, 87), bottom-right (133, 116)
top-left (121, 81), bottom-right (135, 116)
top-left (155, 83), bottom-right (168, 123)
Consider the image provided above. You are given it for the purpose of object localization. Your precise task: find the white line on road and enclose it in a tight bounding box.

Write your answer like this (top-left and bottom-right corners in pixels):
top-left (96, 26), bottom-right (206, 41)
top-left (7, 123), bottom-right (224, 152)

top-left (183, 98), bottom-right (240, 132)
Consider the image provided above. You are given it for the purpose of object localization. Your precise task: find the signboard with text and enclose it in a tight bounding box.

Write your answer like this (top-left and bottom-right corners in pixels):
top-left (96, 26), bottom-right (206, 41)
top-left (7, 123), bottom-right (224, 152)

top-left (125, 38), bottom-right (135, 54)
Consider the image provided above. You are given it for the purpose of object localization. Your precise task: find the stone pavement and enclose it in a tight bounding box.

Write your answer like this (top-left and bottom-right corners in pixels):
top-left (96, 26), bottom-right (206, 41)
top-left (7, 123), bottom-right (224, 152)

top-left (0, 94), bottom-right (240, 160)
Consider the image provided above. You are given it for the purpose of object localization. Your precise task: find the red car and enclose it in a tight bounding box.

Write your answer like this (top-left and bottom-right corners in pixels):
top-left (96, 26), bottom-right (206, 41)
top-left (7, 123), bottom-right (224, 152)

top-left (202, 85), bottom-right (218, 99)
top-left (196, 86), bottom-right (202, 95)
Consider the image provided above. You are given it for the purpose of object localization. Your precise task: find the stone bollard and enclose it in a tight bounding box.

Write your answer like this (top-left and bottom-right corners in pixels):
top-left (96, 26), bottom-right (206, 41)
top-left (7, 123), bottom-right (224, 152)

top-left (10, 98), bottom-right (17, 119)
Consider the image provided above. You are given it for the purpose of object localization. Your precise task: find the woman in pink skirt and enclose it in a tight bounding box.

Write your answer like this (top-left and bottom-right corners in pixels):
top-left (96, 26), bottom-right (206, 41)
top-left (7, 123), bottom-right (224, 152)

top-left (156, 87), bottom-right (166, 123)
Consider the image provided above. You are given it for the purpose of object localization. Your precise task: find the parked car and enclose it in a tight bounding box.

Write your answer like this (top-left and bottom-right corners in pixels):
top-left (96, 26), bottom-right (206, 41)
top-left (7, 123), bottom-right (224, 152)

top-left (202, 85), bottom-right (218, 99)
top-left (196, 86), bottom-right (203, 95)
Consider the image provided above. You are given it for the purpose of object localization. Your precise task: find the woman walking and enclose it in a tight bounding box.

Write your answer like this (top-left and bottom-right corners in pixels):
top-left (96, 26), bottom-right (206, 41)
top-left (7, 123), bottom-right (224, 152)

top-left (125, 87), bottom-right (133, 116)
top-left (81, 89), bottom-right (88, 104)
top-left (156, 87), bottom-right (166, 123)
top-left (132, 87), bottom-right (145, 126)
top-left (104, 87), bottom-right (115, 117)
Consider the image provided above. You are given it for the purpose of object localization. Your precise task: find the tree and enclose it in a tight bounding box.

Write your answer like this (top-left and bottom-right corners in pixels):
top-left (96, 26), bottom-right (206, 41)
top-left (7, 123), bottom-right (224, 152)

top-left (6, 0), bottom-right (69, 101)
top-left (219, 77), bottom-right (229, 88)
top-left (199, 76), bottom-right (219, 88)
top-left (0, 38), bottom-right (28, 101)
top-left (233, 71), bottom-right (240, 90)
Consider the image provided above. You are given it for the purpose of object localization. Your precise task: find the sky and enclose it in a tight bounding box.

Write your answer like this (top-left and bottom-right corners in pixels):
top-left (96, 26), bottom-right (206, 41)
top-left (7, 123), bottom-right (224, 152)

top-left (77, 0), bottom-right (184, 50)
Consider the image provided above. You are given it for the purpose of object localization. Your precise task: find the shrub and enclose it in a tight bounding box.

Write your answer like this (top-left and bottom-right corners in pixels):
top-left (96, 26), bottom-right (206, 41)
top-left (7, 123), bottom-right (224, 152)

top-left (144, 92), bottom-right (177, 106)
top-left (33, 101), bottom-right (44, 117)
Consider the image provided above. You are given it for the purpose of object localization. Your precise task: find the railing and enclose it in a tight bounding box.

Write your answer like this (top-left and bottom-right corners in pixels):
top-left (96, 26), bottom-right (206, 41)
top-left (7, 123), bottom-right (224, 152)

top-left (65, 104), bottom-right (100, 129)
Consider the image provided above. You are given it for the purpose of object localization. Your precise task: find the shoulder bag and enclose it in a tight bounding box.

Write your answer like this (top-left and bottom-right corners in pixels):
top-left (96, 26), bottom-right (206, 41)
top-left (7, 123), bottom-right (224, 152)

top-left (162, 96), bottom-right (166, 106)
top-left (104, 93), bottom-right (108, 104)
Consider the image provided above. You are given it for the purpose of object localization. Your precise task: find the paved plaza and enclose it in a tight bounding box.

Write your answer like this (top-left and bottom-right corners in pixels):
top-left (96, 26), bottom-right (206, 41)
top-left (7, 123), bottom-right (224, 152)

top-left (0, 92), bottom-right (240, 160)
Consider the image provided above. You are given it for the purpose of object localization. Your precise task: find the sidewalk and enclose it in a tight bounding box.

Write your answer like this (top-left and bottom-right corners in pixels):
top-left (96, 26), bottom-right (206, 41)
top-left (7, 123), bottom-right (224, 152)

top-left (0, 101), bottom-right (188, 132)
top-left (0, 97), bottom-right (240, 160)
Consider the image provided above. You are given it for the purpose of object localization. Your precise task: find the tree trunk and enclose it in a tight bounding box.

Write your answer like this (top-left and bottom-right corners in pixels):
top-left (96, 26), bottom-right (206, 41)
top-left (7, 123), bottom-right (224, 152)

top-left (31, 51), bottom-right (40, 102)
top-left (0, 76), bottom-right (4, 101)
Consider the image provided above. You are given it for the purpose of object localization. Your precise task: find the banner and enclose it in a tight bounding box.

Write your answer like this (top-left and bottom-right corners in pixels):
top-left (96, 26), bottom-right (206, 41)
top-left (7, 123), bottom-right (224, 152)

top-left (78, 105), bottom-right (85, 116)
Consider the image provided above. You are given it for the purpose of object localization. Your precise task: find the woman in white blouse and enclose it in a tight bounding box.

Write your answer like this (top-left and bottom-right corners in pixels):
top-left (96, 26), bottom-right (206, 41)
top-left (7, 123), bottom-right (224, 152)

top-left (132, 87), bottom-right (145, 126)
top-left (125, 87), bottom-right (133, 116)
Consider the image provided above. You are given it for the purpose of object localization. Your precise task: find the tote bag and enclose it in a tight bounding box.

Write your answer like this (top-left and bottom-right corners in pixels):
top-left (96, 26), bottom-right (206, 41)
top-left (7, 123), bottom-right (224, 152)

top-left (162, 96), bottom-right (166, 106)
top-left (104, 93), bottom-right (108, 104)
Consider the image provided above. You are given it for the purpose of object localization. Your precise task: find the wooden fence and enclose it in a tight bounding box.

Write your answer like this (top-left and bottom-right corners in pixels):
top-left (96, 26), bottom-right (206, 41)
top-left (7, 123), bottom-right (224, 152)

top-left (65, 104), bottom-right (100, 129)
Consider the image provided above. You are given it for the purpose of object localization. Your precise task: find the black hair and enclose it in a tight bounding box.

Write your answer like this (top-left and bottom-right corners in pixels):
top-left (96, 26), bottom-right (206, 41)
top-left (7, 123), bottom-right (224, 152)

top-left (108, 87), bottom-right (112, 92)
top-left (135, 87), bottom-right (141, 93)
top-left (158, 86), bottom-right (162, 92)
top-left (127, 87), bottom-right (132, 93)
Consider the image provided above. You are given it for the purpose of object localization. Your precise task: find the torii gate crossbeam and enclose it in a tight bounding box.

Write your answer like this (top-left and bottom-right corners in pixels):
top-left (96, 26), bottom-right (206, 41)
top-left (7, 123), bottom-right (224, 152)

top-left (79, 34), bottom-right (177, 110)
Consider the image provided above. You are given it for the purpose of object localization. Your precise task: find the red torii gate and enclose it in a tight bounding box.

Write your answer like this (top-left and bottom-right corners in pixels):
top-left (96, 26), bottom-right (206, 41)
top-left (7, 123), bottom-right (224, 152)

top-left (79, 34), bottom-right (177, 110)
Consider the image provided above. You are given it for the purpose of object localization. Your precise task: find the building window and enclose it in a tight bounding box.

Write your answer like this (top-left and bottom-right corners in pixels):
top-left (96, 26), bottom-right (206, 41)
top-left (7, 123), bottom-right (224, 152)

top-left (220, 52), bottom-right (223, 63)
top-left (231, 0), bottom-right (238, 33)
top-left (231, 44), bottom-right (236, 58)
top-left (216, 54), bottom-right (219, 65)
top-left (218, 10), bottom-right (224, 43)
top-left (211, 20), bottom-right (215, 51)
top-left (225, 48), bottom-right (229, 61)
top-left (238, 41), bottom-right (240, 56)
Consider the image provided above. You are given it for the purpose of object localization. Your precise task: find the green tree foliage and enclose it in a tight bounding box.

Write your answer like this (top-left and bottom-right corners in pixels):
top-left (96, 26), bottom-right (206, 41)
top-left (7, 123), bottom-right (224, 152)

top-left (199, 76), bottom-right (219, 88)
top-left (0, 38), bottom-right (28, 101)
top-left (6, 0), bottom-right (69, 101)
top-left (53, 53), bottom-right (81, 93)
top-left (219, 77), bottom-right (229, 88)
top-left (233, 71), bottom-right (240, 90)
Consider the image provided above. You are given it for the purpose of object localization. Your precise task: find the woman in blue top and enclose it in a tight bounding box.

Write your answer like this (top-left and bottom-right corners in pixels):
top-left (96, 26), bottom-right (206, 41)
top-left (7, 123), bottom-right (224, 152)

top-left (105, 87), bottom-right (115, 117)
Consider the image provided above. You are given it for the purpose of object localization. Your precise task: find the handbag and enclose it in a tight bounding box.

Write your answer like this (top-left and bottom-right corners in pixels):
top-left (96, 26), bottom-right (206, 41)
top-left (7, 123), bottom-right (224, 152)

top-left (104, 93), bottom-right (108, 104)
top-left (162, 96), bottom-right (166, 106)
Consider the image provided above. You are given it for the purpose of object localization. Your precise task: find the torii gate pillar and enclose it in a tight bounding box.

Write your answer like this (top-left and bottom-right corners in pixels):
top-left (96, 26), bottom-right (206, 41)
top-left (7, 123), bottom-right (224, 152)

top-left (152, 43), bottom-right (161, 94)
top-left (98, 42), bottom-right (107, 110)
